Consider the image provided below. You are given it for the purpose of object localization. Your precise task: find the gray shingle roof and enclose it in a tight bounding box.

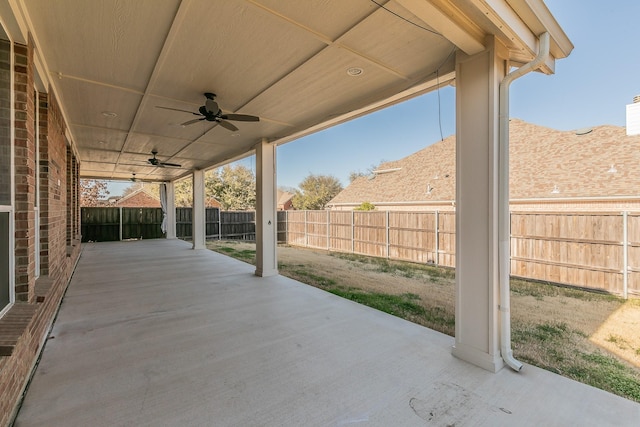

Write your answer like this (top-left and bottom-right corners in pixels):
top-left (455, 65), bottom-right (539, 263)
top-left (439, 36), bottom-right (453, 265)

top-left (329, 119), bottom-right (640, 206)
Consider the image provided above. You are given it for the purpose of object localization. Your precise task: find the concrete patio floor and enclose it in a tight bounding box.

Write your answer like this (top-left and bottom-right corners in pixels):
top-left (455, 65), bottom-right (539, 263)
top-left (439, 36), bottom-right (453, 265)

top-left (14, 239), bottom-right (640, 426)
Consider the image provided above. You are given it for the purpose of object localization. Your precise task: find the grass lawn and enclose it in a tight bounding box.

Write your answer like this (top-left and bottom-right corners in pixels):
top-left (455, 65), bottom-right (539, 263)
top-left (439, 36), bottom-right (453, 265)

top-left (207, 240), bottom-right (640, 403)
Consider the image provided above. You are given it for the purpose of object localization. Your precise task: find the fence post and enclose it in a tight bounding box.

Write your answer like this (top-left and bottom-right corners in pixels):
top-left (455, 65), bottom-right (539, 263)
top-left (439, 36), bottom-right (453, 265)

top-left (285, 210), bottom-right (289, 244)
top-left (326, 210), bottom-right (330, 250)
top-left (386, 210), bottom-right (390, 258)
top-left (218, 209), bottom-right (222, 240)
top-left (351, 210), bottom-right (355, 254)
top-left (435, 210), bottom-right (439, 266)
top-left (623, 211), bottom-right (629, 300)
top-left (304, 210), bottom-right (308, 247)
top-left (119, 207), bottom-right (123, 241)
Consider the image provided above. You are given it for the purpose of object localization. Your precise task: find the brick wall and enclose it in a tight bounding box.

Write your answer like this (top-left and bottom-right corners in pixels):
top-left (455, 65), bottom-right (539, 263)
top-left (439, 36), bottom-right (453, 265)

top-left (13, 41), bottom-right (35, 302)
top-left (0, 35), bottom-right (81, 426)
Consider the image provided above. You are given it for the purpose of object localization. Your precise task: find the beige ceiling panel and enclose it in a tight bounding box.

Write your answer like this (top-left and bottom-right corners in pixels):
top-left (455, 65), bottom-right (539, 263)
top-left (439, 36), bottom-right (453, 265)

top-left (78, 148), bottom-right (121, 164)
top-left (112, 162), bottom-right (186, 182)
top-left (148, 0), bottom-right (326, 111)
top-left (175, 141), bottom-right (229, 162)
top-left (113, 157), bottom-right (186, 181)
top-left (340, 7), bottom-right (455, 79)
top-left (80, 161), bottom-right (115, 174)
top-left (25, 0), bottom-right (180, 91)
top-left (250, 0), bottom-right (379, 41)
top-left (70, 125), bottom-right (127, 152)
top-left (197, 119), bottom-right (288, 145)
top-left (124, 133), bottom-right (191, 159)
top-left (243, 46), bottom-right (402, 126)
top-left (57, 78), bottom-right (142, 131)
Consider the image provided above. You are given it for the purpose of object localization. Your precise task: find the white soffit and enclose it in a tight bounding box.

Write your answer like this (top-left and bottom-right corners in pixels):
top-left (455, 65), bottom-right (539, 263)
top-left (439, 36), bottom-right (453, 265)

top-left (11, 0), bottom-right (571, 182)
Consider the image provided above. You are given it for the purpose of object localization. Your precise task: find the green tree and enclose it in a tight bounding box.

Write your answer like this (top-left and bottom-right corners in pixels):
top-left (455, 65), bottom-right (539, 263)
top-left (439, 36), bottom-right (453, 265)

top-left (208, 165), bottom-right (256, 210)
top-left (354, 201), bottom-right (376, 211)
top-left (292, 174), bottom-right (343, 210)
top-left (80, 179), bottom-right (109, 207)
top-left (348, 160), bottom-right (387, 183)
top-left (173, 177), bottom-right (193, 207)
top-left (171, 165), bottom-right (256, 209)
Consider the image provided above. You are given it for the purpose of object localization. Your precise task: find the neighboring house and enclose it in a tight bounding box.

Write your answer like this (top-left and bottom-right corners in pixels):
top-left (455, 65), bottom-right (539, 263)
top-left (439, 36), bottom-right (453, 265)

top-left (205, 197), bottom-right (222, 209)
top-left (277, 190), bottom-right (294, 210)
top-left (328, 119), bottom-right (640, 212)
top-left (112, 186), bottom-right (221, 209)
top-left (115, 187), bottom-right (161, 208)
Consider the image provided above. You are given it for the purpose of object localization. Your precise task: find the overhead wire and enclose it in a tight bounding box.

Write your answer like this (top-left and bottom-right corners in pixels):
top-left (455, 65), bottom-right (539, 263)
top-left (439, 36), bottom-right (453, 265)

top-left (368, 0), bottom-right (456, 141)
top-left (368, 0), bottom-right (442, 37)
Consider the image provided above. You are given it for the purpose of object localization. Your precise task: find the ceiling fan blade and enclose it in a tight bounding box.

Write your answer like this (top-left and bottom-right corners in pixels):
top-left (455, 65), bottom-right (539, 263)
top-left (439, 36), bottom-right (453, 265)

top-left (181, 118), bottom-right (205, 126)
top-left (205, 99), bottom-right (219, 114)
top-left (161, 162), bottom-right (182, 168)
top-left (218, 120), bottom-right (238, 131)
top-left (156, 106), bottom-right (200, 115)
top-left (220, 113), bottom-right (259, 122)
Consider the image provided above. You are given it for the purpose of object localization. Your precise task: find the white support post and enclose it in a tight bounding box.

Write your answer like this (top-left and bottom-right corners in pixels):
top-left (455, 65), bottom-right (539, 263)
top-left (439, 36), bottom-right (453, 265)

top-left (165, 182), bottom-right (177, 239)
top-left (451, 36), bottom-right (508, 372)
top-left (255, 138), bottom-right (278, 277)
top-left (192, 170), bottom-right (206, 250)
top-left (623, 211), bottom-right (629, 300)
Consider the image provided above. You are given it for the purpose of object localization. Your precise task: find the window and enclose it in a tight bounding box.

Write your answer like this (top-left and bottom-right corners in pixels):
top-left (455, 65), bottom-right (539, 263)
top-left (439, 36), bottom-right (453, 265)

top-left (0, 26), bottom-right (13, 316)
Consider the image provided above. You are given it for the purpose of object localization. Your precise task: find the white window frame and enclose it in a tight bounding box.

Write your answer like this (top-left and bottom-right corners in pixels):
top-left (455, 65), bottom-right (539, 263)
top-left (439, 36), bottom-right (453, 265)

top-left (0, 18), bottom-right (15, 319)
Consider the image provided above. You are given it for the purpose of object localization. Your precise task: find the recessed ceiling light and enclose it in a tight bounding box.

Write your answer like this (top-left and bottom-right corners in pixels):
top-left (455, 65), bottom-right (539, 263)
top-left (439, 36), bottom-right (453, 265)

top-left (231, 133), bottom-right (240, 137)
top-left (347, 67), bottom-right (364, 77)
top-left (101, 111), bottom-right (118, 118)
top-left (98, 140), bottom-right (105, 144)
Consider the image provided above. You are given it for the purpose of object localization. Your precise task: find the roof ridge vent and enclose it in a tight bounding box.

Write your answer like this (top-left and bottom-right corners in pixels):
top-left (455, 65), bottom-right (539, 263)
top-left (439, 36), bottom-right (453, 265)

top-left (575, 127), bottom-right (593, 135)
top-left (634, 95), bottom-right (640, 104)
top-left (372, 167), bottom-right (402, 175)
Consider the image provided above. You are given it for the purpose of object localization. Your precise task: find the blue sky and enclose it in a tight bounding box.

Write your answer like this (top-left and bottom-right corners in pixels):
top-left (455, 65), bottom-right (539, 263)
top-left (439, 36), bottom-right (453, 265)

top-left (272, 0), bottom-right (640, 189)
top-left (110, 0), bottom-right (639, 194)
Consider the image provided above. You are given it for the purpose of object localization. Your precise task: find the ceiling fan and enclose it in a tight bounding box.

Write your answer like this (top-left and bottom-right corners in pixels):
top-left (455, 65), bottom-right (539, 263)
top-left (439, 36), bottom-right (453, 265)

top-left (148, 150), bottom-right (181, 168)
top-left (156, 92), bottom-right (259, 131)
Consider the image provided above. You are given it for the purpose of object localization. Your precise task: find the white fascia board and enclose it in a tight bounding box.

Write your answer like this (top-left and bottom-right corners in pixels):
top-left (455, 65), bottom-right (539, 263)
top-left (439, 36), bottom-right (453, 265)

top-left (1, 0), bottom-right (28, 43)
top-left (470, 0), bottom-right (572, 74)
top-left (507, 0), bottom-right (574, 59)
top-left (396, 0), bottom-right (485, 55)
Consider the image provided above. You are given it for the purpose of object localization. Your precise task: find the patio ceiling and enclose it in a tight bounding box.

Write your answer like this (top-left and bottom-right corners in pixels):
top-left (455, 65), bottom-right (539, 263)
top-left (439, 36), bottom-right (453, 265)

top-left (12, 0), bottom-right (571, 182)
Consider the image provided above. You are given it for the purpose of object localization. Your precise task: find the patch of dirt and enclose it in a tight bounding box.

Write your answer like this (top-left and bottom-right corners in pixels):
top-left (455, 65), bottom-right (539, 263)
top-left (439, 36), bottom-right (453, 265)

top-left (209, 240), bottom-right (639, 369)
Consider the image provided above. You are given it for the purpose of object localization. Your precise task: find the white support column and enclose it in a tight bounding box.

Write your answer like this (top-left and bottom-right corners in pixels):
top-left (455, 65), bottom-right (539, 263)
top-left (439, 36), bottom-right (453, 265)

top-left (255, 138), bottom-right (278, 277)
top-left (165, 182), bottom-right (177, 239)
top-left (452, 36), bottom-right (508, 372)
top-left (192, 170), bottom-right (206, 250)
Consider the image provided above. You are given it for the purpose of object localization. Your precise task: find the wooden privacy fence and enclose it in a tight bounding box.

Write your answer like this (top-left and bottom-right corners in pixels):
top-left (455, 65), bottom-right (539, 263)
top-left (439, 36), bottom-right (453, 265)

top-left (175, 209), bottom-right (287, 241)
top-left (286, 210), bottom-right (456, 266)
top-left (82, 207), bottom-right (286, 242)
top-left (81, 207), bottom-right (164, 241)
top-left (284, 210), bottom-right (639, 298)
